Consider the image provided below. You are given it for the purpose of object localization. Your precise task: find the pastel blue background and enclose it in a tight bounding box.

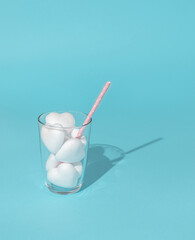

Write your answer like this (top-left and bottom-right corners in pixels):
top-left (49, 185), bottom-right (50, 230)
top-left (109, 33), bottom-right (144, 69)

top-left (0, 0), bottom-right (194, 239)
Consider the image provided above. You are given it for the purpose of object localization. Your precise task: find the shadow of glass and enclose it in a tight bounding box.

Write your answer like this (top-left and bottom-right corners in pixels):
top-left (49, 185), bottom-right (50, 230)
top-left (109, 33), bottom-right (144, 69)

top-left (81, 138), bottom-right (163, 191)
top-left (82, 144), bottom-right (125, 190)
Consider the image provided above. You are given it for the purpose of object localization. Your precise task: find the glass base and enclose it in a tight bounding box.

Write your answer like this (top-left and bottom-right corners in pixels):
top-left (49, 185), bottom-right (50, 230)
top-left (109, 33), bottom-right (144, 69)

top-left (45, 182), bottom-right (82, 195)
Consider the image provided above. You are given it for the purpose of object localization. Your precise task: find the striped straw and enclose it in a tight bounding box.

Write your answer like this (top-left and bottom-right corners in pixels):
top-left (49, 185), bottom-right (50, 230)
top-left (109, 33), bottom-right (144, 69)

top-left (76, 81), bottom-right (111, 138)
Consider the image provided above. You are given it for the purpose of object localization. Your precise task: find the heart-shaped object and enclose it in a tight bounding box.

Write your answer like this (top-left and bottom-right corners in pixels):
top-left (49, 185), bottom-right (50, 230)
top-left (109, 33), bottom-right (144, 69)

top-left (46, 154), bottom-right (60, 171)
top-left (55, 138), bottom-right (85, 163)
top-left (41, 123), bottom-right (67, 154)
top-left (72, 161), bottom-right (83, 176)
top-left (71, 128), bottom-right (87, 146)
top-left (46, 112), bottom-right (75, 129)
top-left (47, 163), bottom-right (80, 188)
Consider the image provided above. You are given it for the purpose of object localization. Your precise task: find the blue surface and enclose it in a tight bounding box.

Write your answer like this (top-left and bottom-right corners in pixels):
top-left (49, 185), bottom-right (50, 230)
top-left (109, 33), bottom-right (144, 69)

top-left (0, 0), bottom-right (195, 239)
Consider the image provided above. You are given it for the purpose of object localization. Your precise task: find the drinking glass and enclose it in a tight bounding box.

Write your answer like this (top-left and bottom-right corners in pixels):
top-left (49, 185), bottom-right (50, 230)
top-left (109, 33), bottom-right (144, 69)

top-left (38, 111), bottom-right (92, 194)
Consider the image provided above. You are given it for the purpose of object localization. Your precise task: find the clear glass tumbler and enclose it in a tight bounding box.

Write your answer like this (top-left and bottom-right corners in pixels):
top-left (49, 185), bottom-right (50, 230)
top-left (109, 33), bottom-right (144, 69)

top-left (38, 111), bottom-right (92, 194)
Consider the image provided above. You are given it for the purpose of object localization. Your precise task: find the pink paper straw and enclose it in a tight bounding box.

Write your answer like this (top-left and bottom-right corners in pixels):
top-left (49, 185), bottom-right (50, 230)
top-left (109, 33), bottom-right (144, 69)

top-left (76, 81), bottom-right (111, 138)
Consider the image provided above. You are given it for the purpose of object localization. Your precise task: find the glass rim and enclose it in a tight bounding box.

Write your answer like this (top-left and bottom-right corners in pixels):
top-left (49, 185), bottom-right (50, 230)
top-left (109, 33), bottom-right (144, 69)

top-left (38, 111), bottom-right (92, 129)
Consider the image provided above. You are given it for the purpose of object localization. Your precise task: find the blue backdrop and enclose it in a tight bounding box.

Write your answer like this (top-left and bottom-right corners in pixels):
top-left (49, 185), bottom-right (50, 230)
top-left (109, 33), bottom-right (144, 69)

top-left (0, 0), bottom-right (195, 239)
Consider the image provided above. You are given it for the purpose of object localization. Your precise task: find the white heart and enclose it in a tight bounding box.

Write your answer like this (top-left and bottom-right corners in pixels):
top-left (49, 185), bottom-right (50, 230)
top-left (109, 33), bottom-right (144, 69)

top-left (55, 138), bottom-right (85, 163)
top-left (47, 163), bottom-right (80, 188)
top-left (46, 112), bottom-right (75, 129)
top-left (41, 123), bottom-right (66, 154)
top-left (72, 161), bottom-right (83, 176)
top-left (46, 154), bottom-right (60, 171)
top-left (71, 128), bottom-right (87, 146)
top-left (45, 112), bottom-right (59, 125)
